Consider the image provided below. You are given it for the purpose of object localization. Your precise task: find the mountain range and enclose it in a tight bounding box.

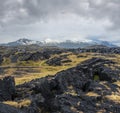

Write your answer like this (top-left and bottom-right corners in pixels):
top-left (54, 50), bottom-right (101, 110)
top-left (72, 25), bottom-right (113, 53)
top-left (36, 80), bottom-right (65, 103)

top-left (0, 38), bottom-right (116, 48)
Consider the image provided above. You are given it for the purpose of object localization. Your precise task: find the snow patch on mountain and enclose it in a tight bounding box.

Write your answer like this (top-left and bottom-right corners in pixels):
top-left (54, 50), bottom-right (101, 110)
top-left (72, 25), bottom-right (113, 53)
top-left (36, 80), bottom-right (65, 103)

top-left (0, 38), bottom-right (117, 48)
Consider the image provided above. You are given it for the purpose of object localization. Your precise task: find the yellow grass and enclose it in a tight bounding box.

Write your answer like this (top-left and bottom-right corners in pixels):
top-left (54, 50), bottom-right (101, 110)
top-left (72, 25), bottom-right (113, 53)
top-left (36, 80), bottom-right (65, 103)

top-left (2, 53), bottom-right (120, 86)
top-left (3, 99), bottom-right (31, 108)
top-left (105, 95), bottom-right (120, 104)
top-left (15, 53), bottom-right (90, 85)
top-left (86, 92), bottom-right (99, 97)
top-left (114, 81), bottom-right (120, 87)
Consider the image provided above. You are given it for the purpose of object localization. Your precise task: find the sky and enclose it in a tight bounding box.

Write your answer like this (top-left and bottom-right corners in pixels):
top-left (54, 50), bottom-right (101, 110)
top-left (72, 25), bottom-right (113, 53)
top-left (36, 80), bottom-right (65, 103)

top-left (0, 0), bottom-right (120, 45)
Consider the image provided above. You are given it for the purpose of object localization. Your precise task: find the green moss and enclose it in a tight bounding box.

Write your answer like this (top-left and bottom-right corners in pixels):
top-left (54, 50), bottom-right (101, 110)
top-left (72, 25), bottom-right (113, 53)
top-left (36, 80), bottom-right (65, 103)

top-left (94, 75), bottom-right (100, 81)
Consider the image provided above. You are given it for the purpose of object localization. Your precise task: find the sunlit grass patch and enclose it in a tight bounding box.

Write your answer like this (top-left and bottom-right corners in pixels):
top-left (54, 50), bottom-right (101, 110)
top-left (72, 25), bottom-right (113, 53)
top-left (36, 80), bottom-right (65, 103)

top-left (3, 52), bottom-right (120, 86)
top-left (3, 99), bottom-right (31, 108)
top-left (105, 95), bottom-right (120, 104)
top-left (15, 53), bottom-right (91, 85)
top-left (86, 92), bottom-right (99, 97)
top-left (114, 81), bottom-right (120, 87)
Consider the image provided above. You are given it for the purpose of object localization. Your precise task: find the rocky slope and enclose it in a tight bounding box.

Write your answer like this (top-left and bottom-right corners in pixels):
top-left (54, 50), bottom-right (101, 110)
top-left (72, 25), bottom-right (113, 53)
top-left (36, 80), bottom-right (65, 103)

top-left (0, 58), bottom-right (120, 113)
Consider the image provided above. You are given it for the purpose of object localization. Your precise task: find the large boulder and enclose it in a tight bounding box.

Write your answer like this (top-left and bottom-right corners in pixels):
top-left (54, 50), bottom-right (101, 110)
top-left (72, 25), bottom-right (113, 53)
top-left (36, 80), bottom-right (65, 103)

top-left (0, 76), bottom-right (16, 101)
top-left (0, 55), bottom-right (3, 64)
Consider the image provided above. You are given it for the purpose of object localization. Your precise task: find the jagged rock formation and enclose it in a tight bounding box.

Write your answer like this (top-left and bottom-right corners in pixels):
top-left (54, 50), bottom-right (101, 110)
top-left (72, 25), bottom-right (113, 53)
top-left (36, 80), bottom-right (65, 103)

top-left (9, 49), bottom-right (65, 63)
top-left (15, 58), bottom-right (120, 113)
top-left (46, 55), bottom-right (72, 66)
top-left (0, 55), bottom-right (3, 64)
top-left (0, 76), bottom-right (16, 101)
top-left (0, 103), bottom-right (24, 113)
top-left (10, 52), bottom-right (50, 63)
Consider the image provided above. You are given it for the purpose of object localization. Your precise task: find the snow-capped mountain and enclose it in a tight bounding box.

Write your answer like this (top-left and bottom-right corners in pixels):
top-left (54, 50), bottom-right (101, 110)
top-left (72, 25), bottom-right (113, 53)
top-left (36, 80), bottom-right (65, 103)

top-left (4, 38), bottom-right (42, 46)
top-left (88, 39), bottom-right (115, 47)
top-left (0, 38), bottom-right (117, 48)
top-left (16, 38), bottom-right (37, 45)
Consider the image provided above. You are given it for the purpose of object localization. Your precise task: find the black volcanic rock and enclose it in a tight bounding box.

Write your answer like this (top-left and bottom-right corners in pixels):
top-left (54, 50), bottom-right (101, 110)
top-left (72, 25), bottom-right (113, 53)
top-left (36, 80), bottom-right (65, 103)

top-left (75, 47), bottom-right (120, 54)
top-left (46, 55), bottom-right (72, 66)
top-left (0, 55), bottom-right (3, 64)
top-left (0, 103), bottom-right (24, 113)
top-left (27, 52), bottom-right (50, 61)
top-left (10, 51), bottom-right (50, 63)
top-left (0, 76), bottom-right (16, 101)
top-left (10, 49), bottom-right (65, 63)
top-left (16, 58), bottom-right (120, 113)
top-left (1, 58), bottom-right (117, 113)
top-left (46, 57), bottom-right (62, 66)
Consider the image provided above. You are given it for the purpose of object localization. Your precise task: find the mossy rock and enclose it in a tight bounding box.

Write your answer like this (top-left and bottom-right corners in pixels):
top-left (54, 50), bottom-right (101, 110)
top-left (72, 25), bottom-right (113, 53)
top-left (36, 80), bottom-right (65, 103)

top-left (94, 75), bottom-right (100, 81)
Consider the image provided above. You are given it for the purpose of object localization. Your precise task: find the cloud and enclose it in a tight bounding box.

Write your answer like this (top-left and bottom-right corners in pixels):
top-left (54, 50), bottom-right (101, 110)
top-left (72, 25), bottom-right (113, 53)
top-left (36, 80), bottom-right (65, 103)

top-left (0, 0), bottom-right (119, 30)
top-left (0, 0), bottom-right (120, 43)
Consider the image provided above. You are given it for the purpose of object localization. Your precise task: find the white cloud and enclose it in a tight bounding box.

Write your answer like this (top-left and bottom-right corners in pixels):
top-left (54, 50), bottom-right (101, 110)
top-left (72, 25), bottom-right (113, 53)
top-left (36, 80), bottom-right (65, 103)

top-left (0, 0), bottom-right (120, 42)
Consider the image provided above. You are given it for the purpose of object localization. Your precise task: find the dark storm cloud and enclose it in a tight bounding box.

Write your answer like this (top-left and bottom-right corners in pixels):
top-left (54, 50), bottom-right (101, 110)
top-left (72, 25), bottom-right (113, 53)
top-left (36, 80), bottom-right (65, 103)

top-left (0, 0), bottom-right (120, 29)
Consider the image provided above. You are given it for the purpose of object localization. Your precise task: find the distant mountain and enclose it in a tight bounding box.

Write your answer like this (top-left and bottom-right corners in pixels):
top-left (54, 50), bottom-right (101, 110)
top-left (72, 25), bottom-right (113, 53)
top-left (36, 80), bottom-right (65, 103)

top-left (45, 39), bottom-right (116, 48)
top-left (55, 40), bottom-right (92, 48)
top-left (0, 38), bottom-right (117, 48)
top-left (88, 39), bottom-right (115, 47)
top-left (2, 38), bottom-right (42, 46)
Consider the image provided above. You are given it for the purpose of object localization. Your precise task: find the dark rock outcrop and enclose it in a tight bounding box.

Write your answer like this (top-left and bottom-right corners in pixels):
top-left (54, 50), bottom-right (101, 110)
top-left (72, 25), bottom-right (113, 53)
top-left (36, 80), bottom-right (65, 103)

top-left (75, 47), bottom-right (120, 54)
top-left (9, 48), bottom-right (66, 63)
top-left (10, 52), bottom-right (50, 63)
top-left (0, 103), bottom-right (24, 113)
top-left (46, 57), bottom-right (62, 66)
top-left (0, 76), bottom-right (16, 101)
top-left (46, 55), bottom-right (72, 66)
top-left (0, 55), bottom-right (3, 64)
